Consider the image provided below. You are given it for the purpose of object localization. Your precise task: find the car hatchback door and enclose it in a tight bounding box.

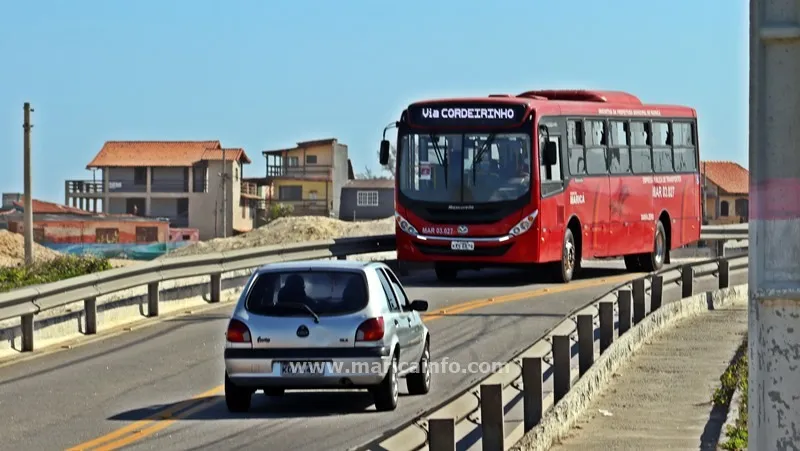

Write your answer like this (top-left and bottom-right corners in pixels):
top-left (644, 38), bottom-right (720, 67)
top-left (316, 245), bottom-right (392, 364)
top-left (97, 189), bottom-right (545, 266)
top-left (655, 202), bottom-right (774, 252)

top-left (381, 267), bottom-right (424, 360)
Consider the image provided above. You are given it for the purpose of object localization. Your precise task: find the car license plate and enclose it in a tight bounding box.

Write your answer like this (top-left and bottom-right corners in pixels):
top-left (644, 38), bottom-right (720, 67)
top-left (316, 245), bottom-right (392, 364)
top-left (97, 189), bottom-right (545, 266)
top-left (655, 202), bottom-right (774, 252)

top-left (450, 241), bottom-right (475, 251)
top-left (280, 361), bottom-right (327, 376)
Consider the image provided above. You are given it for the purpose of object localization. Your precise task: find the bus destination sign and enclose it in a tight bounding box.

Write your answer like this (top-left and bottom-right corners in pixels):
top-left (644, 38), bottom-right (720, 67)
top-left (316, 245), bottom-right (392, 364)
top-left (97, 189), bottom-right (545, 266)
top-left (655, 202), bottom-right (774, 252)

top-left (407, 102), bottom-right (528, 127)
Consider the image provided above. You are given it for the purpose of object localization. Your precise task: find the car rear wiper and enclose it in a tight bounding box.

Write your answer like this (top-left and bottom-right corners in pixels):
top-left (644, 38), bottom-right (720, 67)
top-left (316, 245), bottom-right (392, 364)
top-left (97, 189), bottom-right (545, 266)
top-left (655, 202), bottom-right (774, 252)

top-left (278, 302), bottom-right (320, 323)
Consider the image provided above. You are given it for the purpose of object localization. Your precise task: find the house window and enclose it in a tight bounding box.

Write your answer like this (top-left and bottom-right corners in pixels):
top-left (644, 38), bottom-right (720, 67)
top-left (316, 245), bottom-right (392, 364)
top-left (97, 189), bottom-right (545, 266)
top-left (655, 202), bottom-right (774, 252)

top-left (720, 200), bottom-right (729, 217)
top-left (357, 190), bottom-right (379, 207)
top-left (134, 167), bottom-right (147, 185)
top-left (135, 226), bottom-right (158, 243)
top-left (287, 156), bottom-right (300, 167)
top-left (306, 154), bottom-right (318, 164)
top-left (309, 190), bottom-right (318, 200)
top-left (96, 228), bottom-right (119, 243)
top-left (278, 185), bottom-right (303, 201)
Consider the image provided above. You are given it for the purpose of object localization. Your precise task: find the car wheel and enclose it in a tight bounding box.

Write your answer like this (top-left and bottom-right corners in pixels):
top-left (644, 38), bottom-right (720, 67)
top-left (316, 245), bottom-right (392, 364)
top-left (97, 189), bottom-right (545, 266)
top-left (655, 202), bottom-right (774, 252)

top-left (406, 338), bottom-right (431, 395)
top-left (225, 372), bottom-right (252, 413)
top-left (372, 354), bottom-right (399, 411)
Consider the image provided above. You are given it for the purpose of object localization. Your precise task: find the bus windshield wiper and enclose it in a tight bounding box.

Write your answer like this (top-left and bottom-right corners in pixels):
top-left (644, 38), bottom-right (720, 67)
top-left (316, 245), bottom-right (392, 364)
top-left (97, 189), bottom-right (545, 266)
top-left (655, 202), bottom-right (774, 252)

top-left (428, 133), bottom-right (447, 185)
top-left (278, 302), bottom-right (320, 323)
top-left (473, 133), bottom-right (497, 184)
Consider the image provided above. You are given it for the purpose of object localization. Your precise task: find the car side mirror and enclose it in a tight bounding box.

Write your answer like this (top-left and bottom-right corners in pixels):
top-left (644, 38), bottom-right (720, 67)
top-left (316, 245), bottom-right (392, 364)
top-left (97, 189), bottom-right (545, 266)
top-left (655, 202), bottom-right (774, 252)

top-left (542, 141), bottom-right (557, 166)
top-left (409, 299), bottom-right (428, 312)
top-left (379, 140), bottom-right (391, 165)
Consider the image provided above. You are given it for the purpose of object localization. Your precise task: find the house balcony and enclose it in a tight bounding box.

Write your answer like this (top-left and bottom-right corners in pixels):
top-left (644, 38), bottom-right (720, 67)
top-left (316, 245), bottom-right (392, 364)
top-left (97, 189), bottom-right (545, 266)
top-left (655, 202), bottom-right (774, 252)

top-left (65, 179), bottom-right (206, 196)
top-left (266, 164), bottom-right (333, 181)
top-left (240, 181), bottom-right (260, 198)
top-left (65, 180), bottom-right (104, 197)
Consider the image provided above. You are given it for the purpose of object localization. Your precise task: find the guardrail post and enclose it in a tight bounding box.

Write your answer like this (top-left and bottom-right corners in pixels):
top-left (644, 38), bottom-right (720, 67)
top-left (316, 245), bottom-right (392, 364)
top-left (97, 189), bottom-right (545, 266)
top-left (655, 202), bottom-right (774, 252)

top-left (577, 315), bottom-right (594, 376)
top-left (480, 383), bottom-right (504, 451)
top-left (681, 265), bottom-right (694, 298)
top-left (21, 313), bottom-right (34, 352)
top-left (428, 418), bottom-right (455, 451)
top-left (632, 279), bottom-right (646, 324)
top-left (210, 273), bottom-right (222, 303)
top-left (522, 357), bottom-right (542, 431)
top-left (147, 282), bottom-right (159, 317)
top-left (618, 289), bottom-right (632, 336)
top-left (598, 302), bottom-right (614, 353)
top-left (719, 259), bottom-right (730, 289)
top-left (552, 335), bottom-right (571, 402)
top-left (84, 297), bottom-right (97, 335)
top-left (650, 275), bottom-right (663, 312)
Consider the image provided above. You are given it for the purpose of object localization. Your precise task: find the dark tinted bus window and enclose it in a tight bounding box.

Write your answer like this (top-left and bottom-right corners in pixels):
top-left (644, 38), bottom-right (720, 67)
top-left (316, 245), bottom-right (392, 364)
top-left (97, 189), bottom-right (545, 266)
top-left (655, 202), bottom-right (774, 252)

top-left (568, 147), bottom-right (585, 175)
top-left (608, 148), bottom-right (631, 174)
top-left (652, 148), bottom-right (674, 173)
top-left (245, 270), bottom-right (368, 316)
top-left (585, 148), bottom-right (607, 174)
top-left (673, 147), bottom-right (697, 172)
top-left (631, 148), bottom-right (652, 173)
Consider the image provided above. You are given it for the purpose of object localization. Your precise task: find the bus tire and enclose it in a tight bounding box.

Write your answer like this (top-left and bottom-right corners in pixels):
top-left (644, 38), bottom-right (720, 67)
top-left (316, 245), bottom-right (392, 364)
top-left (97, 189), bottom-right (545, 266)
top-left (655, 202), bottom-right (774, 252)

top-left (554, 228), bottom-right (577, 283)
top-left (641, 220), bottom-right (667, 272)
top-left (434, 263), bottom-right (458, 282)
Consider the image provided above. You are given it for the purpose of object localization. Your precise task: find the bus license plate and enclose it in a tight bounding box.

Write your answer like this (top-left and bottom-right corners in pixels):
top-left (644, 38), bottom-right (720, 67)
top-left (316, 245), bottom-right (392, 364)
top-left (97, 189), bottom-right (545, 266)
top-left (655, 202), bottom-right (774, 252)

top-left (450, 241), bottom-right (475, 251)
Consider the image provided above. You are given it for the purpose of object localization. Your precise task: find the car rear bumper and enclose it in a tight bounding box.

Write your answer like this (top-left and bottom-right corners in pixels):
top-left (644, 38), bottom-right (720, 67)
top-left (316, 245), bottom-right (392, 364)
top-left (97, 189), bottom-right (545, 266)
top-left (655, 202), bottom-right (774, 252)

top-left (224, 347), bottom-right (392, 388)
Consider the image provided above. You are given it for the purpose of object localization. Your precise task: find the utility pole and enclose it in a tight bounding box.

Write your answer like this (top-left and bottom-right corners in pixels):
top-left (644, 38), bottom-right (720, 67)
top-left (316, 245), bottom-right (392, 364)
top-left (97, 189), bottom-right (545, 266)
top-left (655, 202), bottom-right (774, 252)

top-left (221, 147), bottom-right (227, 238)
top-left (748, 1), bottom-right (800, 449)
top-left (23, 103), bottom-right (34, 265)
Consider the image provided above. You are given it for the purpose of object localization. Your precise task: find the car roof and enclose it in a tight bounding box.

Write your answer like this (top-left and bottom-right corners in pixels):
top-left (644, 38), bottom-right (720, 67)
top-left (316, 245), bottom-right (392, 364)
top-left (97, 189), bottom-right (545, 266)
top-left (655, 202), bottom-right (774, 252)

top-left (254, 259), bottom-right (385, 274)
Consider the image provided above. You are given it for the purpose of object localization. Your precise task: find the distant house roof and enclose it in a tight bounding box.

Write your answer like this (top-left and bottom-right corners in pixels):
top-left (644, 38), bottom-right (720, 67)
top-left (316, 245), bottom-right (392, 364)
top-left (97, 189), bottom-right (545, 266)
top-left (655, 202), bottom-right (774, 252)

top-left (86, 141), bottom-right (251, 168)
top-left (12, 197), bottom-right (93, 215)
top-left (344, 179), bottom-right (395, 189)
top-left (702, 161), bottom-right (749, 195)
top-left (262, 138), bottom-right (341, 155)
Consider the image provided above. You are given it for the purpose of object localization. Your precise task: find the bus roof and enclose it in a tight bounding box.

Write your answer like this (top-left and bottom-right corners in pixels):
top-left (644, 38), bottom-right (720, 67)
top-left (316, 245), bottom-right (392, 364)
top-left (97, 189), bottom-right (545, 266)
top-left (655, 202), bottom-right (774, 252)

top-left (406, 89), bottom-right (697, 119)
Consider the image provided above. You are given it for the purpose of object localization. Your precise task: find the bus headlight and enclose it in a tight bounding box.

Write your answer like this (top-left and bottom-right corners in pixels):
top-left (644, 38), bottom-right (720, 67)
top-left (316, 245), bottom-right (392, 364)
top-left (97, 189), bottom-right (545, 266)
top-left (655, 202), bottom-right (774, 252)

top-left (508, 210), bottom-right (539, 237)
top-left (395, 212), bottom-right (419, 236)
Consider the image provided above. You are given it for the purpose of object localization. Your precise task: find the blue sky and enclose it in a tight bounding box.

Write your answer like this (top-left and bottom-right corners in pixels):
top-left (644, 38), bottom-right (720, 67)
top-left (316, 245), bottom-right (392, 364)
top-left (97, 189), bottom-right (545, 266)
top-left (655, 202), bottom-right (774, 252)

top-left (0, 0), bottom-right (748, 203)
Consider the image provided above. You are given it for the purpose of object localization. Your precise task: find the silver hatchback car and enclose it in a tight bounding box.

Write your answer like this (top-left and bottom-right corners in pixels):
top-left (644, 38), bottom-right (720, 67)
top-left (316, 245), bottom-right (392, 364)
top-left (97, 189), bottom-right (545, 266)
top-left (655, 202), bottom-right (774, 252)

top-left (223, 260), bottom-right (431, 412)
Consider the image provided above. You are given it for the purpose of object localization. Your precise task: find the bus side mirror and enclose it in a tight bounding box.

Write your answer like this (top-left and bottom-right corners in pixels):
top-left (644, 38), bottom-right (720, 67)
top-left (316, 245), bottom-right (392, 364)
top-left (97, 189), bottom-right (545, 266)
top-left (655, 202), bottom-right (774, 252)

top-left (543, 141), bottom-right (558, 165)
top-left (379, 140), bottom-right (391, 165)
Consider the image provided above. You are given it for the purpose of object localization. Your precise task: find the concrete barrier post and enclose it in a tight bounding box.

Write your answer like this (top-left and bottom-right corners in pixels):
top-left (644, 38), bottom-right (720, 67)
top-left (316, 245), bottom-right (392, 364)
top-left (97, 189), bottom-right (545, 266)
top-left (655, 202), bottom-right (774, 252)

top-left (650, 275), bottom-right (663, 311)
top-left (480, 383), bottom-right (504, 451)
top-left (21, 313), bottom-right (34, 352)
top-left (522, 357), bottom-right (542, 430)
top-left (428, 418), bottom-right (456, 451)
top-left (719, 259), bottom-right (730, 289)
top-left (632, 278), bottom-right (646, 324)
top-left (147, 282), bottom-right (159, 317)
top-left (84, 297), bottom-right (97, 335)
top-left (577, 314), bottom-right (594, 375)
top-left (210, 273), bottom-right (222, 303)
top-left (681, 265), bottom-right (694, 298)
top-left (598, 302), bottom-right (614, 353)
top-left (552, 335), bottom-right (571, 402)
top-left (618, 289), bottom-right (632, 336)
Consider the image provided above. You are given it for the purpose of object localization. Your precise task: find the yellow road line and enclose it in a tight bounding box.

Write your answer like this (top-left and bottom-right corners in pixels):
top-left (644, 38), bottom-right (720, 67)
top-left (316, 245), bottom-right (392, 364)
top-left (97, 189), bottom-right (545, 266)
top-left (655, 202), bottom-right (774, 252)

top-left (66, 271), bottom-right (639, 450)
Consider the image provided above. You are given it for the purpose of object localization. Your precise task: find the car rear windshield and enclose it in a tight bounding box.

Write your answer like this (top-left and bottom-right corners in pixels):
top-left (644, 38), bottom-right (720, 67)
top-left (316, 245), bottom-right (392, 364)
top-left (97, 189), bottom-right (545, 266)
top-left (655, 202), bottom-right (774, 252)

top-left (244, 270), bottom-right (369, 316)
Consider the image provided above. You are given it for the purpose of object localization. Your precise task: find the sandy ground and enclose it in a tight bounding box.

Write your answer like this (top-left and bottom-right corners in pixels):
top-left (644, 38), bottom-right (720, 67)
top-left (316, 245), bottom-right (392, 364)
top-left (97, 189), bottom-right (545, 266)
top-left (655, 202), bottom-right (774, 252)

top-left (0, 230), bottom-right (136, 269)
top-left (162, 216), bottom-right (394, 258)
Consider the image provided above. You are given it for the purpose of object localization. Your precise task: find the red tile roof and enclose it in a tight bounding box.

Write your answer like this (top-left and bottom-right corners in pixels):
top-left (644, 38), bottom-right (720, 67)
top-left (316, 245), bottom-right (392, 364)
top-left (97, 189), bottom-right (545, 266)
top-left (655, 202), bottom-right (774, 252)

top-left (86, 141), bottom-right (251, 168)
top-left (702, 161), bottom-right (749, 195)
top-left (12, 198), bottom-right (92, 215)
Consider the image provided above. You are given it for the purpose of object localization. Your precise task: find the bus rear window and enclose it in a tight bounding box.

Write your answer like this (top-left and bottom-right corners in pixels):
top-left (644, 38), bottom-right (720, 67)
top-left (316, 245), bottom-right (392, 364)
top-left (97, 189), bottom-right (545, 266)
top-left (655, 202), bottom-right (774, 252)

top-left (244, 270), bottom-right (368, 316)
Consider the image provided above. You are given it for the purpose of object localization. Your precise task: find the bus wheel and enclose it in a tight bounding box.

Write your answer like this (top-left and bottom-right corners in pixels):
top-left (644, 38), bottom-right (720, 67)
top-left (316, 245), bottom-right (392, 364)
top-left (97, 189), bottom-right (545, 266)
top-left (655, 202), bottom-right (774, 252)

top-left (434, 263), bottom-right (458, 282)
top-left (641, 221), bottom-right (667, 272)
top-left (554, 228), bottom-right (577, 283)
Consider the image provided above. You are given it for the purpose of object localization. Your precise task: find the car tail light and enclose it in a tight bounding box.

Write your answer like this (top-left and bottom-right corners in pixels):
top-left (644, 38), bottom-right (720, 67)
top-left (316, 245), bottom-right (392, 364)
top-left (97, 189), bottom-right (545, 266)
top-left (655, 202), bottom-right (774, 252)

top-left (355, 317), bottom-right (385, 342)
top-left (226, 319), bottom-right (251, 343)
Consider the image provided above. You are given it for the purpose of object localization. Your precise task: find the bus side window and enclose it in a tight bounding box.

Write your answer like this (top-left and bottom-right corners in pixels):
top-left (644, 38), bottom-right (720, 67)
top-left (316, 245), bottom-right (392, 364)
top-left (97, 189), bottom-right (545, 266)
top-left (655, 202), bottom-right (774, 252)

top-left (539, 136), bottom-right (562, 182)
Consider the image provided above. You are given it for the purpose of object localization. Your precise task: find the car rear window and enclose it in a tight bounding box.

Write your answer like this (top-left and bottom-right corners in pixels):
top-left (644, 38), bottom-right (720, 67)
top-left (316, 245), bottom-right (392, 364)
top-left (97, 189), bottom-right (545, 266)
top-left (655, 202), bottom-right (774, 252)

top-left (244, 270), bottom-right (369, 316)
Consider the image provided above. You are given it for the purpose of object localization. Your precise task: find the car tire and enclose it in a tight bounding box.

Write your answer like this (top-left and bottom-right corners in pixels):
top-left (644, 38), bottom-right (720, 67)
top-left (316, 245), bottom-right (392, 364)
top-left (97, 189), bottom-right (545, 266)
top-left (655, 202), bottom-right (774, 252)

top-left (406, 338), bottom-right (431, 395)
top-left (371, 354), bottom-right (399, 411)
top-left (225, 372), bottom-right (252, 413)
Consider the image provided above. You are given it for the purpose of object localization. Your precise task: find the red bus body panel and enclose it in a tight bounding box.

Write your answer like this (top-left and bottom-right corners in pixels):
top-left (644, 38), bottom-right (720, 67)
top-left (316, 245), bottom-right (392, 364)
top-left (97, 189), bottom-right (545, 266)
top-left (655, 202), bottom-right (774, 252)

top-left (394, 90), bottom-right (702, 266)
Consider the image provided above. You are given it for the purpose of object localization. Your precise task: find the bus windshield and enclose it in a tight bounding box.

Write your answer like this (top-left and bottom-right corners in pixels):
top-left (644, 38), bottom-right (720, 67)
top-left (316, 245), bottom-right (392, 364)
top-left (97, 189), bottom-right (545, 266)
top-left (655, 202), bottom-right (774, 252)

top-left (398, 132), bottom-right (531, 204)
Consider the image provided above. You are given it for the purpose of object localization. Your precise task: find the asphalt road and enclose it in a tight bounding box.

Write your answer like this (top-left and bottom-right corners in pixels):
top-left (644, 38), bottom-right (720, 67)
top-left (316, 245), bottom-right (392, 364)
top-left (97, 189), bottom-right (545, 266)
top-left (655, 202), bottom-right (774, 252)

top-left (0, 261), bottom-right (696, 451)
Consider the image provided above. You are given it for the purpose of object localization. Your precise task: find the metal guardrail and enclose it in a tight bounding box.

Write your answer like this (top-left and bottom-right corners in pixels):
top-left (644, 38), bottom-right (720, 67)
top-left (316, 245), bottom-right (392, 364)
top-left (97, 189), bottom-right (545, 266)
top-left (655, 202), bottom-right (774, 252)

top-left (0, 225), bottom-right (748, 355)
top-left (365, 246), bottom-right (750, 451)
top-left (0, 235), bottom-right (396, 353)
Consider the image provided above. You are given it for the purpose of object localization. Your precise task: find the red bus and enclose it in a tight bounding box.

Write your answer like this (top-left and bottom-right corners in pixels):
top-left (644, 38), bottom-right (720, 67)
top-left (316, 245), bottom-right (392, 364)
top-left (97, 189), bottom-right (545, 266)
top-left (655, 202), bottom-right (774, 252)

top-left (378, 89), bottom-right (701, 283)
